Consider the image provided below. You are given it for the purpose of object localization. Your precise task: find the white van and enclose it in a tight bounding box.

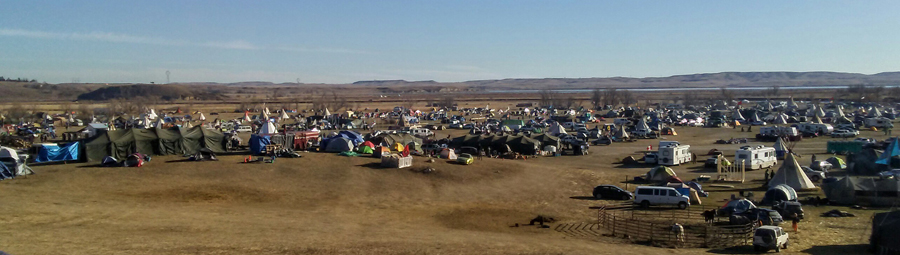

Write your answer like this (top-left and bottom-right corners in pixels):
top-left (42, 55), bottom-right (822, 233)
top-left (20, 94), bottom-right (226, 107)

top-left (735, 145), bottom-right (777, 170)
top-left (236, 125), bottom-right (252, 132)
top-left (409, 128), bottom-right (434, 138)
top-left (633, 186), bottom-right (691, 209)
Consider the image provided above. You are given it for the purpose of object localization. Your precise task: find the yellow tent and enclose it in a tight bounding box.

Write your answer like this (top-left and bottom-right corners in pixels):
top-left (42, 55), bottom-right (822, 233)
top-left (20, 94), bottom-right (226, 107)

top-left (392, 142), bottom-right (405, 152)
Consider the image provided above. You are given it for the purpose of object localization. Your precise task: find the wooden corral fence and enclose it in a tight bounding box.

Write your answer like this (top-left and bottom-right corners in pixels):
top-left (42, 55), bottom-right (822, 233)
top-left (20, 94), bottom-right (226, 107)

top-left (595, 205), bottom-right (755, 248)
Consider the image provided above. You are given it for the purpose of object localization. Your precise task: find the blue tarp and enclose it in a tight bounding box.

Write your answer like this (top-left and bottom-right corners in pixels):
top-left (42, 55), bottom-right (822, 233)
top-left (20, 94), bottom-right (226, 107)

top-left (877, 138), bottom-right (900, 165)
top-left (35, 142), bottom-right (80, 163)
top-left (249, 134), bottom-right (272, 155)
top-left (337, 131), bottom-right (364, 146)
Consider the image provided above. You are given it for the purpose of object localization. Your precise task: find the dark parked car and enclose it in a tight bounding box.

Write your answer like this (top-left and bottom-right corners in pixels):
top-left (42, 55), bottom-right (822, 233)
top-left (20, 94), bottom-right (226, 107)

top-left (742, 208), bottom-right (784, 226)
top-left (592, 136), bottom-right (612, 146)
top-left (592, 185), bottom-right (633, 200)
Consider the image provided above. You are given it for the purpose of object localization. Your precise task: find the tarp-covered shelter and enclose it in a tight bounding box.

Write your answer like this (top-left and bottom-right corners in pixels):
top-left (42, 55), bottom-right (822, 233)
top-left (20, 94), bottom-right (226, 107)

top-left (35, 142), bottom-right (80, 163)
top-left (768, 153), bottom-right (817, 190)
top-left (823, 177), bottom-right (900, 206)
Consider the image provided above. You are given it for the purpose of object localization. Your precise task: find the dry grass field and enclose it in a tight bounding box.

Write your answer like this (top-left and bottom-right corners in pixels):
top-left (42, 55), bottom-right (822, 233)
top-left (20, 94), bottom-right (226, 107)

top-left (0, 110), bottom-right (893, 254)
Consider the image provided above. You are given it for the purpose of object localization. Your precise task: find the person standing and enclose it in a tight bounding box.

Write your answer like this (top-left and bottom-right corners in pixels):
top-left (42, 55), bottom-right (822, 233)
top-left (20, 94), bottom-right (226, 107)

top-left (791, 213), bottom-right (799, 232)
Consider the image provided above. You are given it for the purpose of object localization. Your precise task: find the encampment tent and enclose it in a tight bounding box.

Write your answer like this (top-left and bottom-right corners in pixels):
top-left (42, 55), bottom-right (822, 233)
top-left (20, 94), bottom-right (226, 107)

top-left (325, 137), bottom-right (354, 152)
top-left (647, 166), bottom-right (677, 182)
top-left (35, 142), bottom-right (80, 163)
top-left (83, 127), bottom-right (226, 162)
top-left (761, 184), bottom-right (798, 205)
top-left (0, 147), bottom-right (33, 177)
top-left (768, 153), bottom-right (816, 190)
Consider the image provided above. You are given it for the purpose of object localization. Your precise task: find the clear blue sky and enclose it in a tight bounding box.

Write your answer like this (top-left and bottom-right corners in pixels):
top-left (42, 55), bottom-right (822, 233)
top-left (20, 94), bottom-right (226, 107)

top-left (2, 1), bottom-right (898, 84)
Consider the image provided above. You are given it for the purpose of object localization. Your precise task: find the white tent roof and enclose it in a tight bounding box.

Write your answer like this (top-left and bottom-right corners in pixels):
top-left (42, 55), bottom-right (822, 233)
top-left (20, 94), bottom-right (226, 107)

top-left (198, 113), bottom-right (206, 121)
top-left (259, 121), bottom-right (277, 134)
top-left (280, 110), bottom-right (290, 120)
top-left (549, 122), bottom-right (567, 136)
top-left (732, 109), bottom-right (745, 121)
top-left (768, 153), bottom-right (816, 190)
top-left (184, 122), bottom-right (193, 128)
top-left (324, 108), bottom-right (331, 116)
top-left (243, 112), bottom-right (252, 122)
top-left (0, 146), bottom-right (19, 160)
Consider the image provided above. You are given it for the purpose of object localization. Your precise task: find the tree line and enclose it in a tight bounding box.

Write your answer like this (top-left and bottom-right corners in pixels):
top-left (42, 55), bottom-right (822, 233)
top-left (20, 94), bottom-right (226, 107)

top-left (0, 76), bottom-right (38, 83)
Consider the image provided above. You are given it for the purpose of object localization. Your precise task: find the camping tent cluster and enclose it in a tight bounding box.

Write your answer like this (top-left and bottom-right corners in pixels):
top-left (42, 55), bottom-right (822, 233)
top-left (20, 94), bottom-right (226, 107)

top-left (451, 134), bottom-right (541, 155)
top-left (249, 134), bottom-right (296, 155)
top-left (83, 126), bottom-right (226, 162)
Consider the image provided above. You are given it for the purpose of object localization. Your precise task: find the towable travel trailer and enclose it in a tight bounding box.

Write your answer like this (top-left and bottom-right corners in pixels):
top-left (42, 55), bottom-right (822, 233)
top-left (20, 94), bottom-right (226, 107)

top-left (795, 123), bottom-right (834, 135)
top-left (735, 145), bottom-right (777, 170)
top-left (645, 141), bottom-right (692, 166)
top-left (757, 126), bottom-right (801, 142)
top-left (864, 117), bottom-right (894, 128)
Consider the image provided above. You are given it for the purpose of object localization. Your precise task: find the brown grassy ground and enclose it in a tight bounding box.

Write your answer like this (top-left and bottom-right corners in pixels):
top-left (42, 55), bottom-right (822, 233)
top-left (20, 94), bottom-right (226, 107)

top-left (0, 116), bottom-right (893, 254)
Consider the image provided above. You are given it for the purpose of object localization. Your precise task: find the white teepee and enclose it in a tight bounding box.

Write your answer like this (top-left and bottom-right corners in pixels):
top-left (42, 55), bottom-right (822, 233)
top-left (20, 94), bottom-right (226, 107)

top-left (768, 153), bottom-right (816, 190)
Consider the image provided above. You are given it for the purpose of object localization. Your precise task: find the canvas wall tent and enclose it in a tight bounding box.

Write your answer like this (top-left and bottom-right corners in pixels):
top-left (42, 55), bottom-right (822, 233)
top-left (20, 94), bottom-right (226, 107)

top-left (761, 184), bottom-right (798, 205)
top-left (369, 133), bottom-right (422, 149)
top-left (529, 134), bottom-right (561, 149)
top-left (824, 177), bottom-right (900, 206)
top-left (83, 127), bottom-right (226, 162)
top-left (768, 153), bottom-right (817, 191)
top-left (35, 142), bottom-right (80, 163)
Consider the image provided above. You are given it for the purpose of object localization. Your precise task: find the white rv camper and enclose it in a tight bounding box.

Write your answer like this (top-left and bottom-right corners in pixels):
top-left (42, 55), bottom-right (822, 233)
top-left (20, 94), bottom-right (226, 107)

top-left (735, 145), bottom-right (777, 170)
top-left (645, 141), bottom-right (692, 166)
top-left (864, 117), bottom-right (894, 128)
top-left (796, 123), bottom-right (834, 135)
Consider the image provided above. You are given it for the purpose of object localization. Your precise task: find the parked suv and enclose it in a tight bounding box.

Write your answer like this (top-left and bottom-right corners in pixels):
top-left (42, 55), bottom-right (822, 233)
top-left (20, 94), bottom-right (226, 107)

top-left (753, 226), bottom-right (789, 252)
top-left (633, 186), bottom-right (690, 209)
top-left (592, 185), bottom-right (633, 200)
